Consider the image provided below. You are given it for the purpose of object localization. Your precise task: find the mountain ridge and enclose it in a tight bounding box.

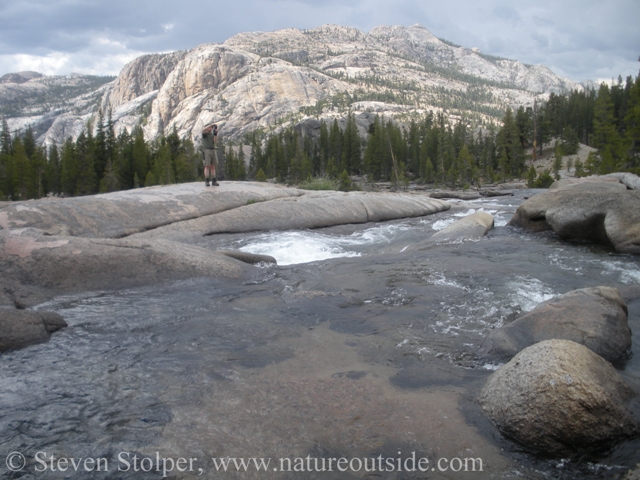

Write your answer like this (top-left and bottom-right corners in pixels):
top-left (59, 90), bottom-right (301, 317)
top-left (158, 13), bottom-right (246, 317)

top-left (0, 24), bottom-right (583, 146)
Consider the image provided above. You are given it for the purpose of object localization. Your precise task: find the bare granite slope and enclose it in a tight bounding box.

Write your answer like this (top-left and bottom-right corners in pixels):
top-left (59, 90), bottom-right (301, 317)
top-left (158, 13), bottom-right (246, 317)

top-left (0, 182), bottom-right (450, 307)
top-left (2, 24), bottom-right (581, 147)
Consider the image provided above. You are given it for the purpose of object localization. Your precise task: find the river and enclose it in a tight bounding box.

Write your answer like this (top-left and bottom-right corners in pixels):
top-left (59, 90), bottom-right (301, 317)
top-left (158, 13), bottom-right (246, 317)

top-left (1, 190), bottom-right (640, 479)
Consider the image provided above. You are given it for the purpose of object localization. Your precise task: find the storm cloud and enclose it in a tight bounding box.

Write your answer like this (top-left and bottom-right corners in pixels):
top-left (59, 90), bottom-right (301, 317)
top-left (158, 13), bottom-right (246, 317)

top-left (0, 0), bottom-right (637, 83)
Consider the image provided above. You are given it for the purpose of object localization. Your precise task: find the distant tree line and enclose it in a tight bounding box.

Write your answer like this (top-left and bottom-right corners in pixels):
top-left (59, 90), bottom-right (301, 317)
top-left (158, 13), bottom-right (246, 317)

top-left (242, 72), bottom-right (640, 187)
top-left (0, 110), bottom-right (202, 200)
top-left (1, 72), bottom-right (638, 200)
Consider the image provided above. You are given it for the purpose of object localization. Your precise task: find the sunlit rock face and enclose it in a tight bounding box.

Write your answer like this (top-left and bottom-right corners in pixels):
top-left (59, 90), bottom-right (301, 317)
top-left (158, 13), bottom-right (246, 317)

top-left (2, 24), bottom-right (581, 147)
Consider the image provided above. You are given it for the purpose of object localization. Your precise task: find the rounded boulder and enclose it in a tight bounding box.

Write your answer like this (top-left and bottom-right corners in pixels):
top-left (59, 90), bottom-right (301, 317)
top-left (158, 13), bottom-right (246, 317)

top-left (481, 286), bottom-right (631, 364)
top-left (479, 339), bottom-right (639, 457)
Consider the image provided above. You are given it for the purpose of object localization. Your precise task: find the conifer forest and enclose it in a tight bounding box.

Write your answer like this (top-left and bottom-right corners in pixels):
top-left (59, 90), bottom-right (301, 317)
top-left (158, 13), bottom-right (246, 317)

top-left (1, 73), bottom-right (639, 200)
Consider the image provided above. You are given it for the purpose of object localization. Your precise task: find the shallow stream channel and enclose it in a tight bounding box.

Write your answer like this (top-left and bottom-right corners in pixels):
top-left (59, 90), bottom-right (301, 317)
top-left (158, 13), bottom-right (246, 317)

top-left (2, 190), bottom-right (640, 479)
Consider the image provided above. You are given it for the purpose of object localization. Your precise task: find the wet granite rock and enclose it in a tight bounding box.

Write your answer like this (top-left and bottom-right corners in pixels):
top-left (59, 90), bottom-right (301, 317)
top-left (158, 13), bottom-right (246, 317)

top-left (0, 309), bottom-right (67, 352)
top-left (412, 211), bottom-right (494, 250)
top-left (429, 191), bottom-right (481, 200)
top-left (508, 179), bottom-right (640, 253)
top-left (217, 250), bottom-right (277, 265)
top-left (479, 339), bottom-right (639, 458)
top-left (129, 191), bottom-right (450, 240)
top-left (0, 227), bottom-right (252, 307)
top-left (0, 184), bottom-right (450, 307)
top-left (0, 182), bottom-right (302, 239)
top-left (481, 286), bottom-right (631, 364)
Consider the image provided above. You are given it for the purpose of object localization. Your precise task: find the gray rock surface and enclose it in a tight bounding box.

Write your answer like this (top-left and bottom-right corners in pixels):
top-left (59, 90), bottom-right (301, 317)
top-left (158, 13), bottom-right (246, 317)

top-left (479, 339), bottom-right (639, 457)
top-left (129, 191), bottom-right (450, 240)
top-left (482, 286), bottom-right (631, 363)
top-left (0, 227), bottom-right (251, 307)
top-left (606, 172), bottom-right (640, 190)
top-left (217, 250), bottom-right (277, 265)
top-left (0, 182), bottom-right (302, 239)
top-left (508, 180), bottom-right (640, 253)
top-left (549, 176), bottom-right (626, 190)
top-left (0, 309), bottom-right (67, 352)
top-left (0, 183), bottom-right (449, 308)
top-left (429, 191), bottom-right (481, 200)
top-left (411, 211), bottom-right (494, 250)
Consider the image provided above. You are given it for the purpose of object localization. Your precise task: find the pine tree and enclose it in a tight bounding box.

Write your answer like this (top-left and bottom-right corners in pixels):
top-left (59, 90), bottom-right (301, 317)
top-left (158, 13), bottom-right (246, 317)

top-left (363, 116), bottom-right (386, 180)
top-left (99, 160), bottom-right (120, 192)
top-left (75, 132), bottom-right (98, 195)
top-left (457, 144), bottom-right (478, 186)
top-left (60, 138), bottom-right (78, 195)
top-left (496, 107), bottom-right (525, 178)
top-left (153, 142), bottom-right (174, 185)
top-left (0, 119), bottom-right (11, 198)
top-left (45, 144), bottom-right (61, 195)
top-left (30, 146), bottom-right (47, 198)
top-left (342, 112), bottom-right (361, 174)
top-left (527, 165), bottom-right (537, 187)
top-left (552, 141), bottom-right (563, 180)
top-left (623, 74), bottom-right (640, 171)
top-left (255, 168), bottom-right (267, 182)
top-left (593, 83), bottom-right (624, 167)
top-left (237, 144), bottom-right (247, 180)
top-left (11, 138), bottom-right (30, 199)
top-left (318, 121), bottom-right (329, 173)
top-left (132, 127), bottom-right (149, 183)
top-left (145, 170), bottom-right (157, 187)
top-left (23, 127), bottom-right (36, 160)
top-left (329, 119), bottom-right (342, 172)
top-left (225, 142), bottom-right (237, 180)
top-left (94, 109), bottom-right (108, 180)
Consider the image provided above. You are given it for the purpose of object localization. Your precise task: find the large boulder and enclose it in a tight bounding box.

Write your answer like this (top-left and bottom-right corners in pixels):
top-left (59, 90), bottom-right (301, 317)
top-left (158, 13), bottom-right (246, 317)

top-left (428, 211), bottom-right (494, 244)
top-left (129, 191), bottom-right (450, 240)
top-left (0, 309), bottom-right (67, 352)
top-left (0, 182), bottom-right (303, 239)
top-left (0, 184), bottom-right (451, 307)
top-left (429, 191), bottom-right (481, 200)
top-left (0, 227), bottom-right (252, 307)
top-left (482, 286), bottom-right (631, 364)
top-left (508, 180), bottom-right (640, 253)
top-left (410, 211), bottom-right (494, 251)
top-left (479, 339), bottom-right (639, 457)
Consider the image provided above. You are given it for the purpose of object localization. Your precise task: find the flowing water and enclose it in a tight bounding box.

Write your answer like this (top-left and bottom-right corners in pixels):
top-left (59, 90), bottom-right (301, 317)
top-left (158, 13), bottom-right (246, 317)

top-left (2, 190), bottom-right (640, 479)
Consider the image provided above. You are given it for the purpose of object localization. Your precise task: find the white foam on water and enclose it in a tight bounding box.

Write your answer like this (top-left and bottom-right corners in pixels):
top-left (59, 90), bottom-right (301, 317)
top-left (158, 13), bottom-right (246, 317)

top-left (431, 218), bottom-right (456, 231)
top-left (238, 222), bottom-right (416, 266)
top-left (507, 276), bottom-right (556, 312)
top-left (423, 271), bottom-right (470, 290)
top-left (493, 214), bottom-right (510, 227)
top-left (239, 231), bottom-right (361, 266)
top-left (600, 260), bottom-right (640, 284)
top-left (482, 363), bottom-right (503, 371)
top-left (549, 249), bottom-right (584, 274)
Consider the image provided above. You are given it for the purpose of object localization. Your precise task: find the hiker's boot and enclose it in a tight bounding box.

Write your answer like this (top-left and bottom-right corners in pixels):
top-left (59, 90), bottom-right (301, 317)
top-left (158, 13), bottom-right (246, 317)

top-left (205, 178), bottom-right (210, 186)
top-left (212, 177), bottom-right (219, 186)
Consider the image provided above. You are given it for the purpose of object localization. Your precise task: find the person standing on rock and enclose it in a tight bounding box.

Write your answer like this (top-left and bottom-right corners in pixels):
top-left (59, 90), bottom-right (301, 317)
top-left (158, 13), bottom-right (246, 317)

top-left (202, 124), bottom-right (219, 186)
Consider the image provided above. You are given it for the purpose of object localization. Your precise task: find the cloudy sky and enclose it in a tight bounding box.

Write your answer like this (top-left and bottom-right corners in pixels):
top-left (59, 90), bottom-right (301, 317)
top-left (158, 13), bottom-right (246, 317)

top-left (0, 0), bottom-right (637, 84)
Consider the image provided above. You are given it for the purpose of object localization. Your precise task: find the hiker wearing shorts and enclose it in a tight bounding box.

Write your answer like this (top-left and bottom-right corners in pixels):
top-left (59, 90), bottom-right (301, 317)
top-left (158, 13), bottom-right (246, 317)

top-left (202, 123), bottom-right (219, 186)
